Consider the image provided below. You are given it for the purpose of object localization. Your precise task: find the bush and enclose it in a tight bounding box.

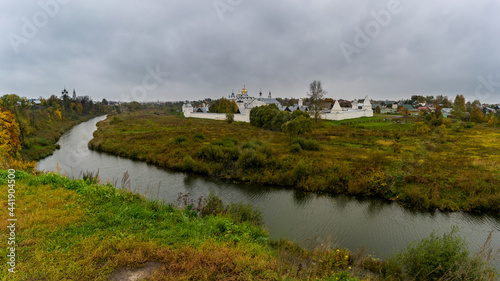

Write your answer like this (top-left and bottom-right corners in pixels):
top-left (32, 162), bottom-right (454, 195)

top-left (211, 137), bottom-right (238, 147)
top-left (237, 149), bottom-right (267, 169)
top-left (110, 116), bottom-right (124, 125)
top-left (291, 137), bottom-right (320, 151)
top-left (416, 122), bottom-right (431, 134)
top-left (289, 143), bottom-right (302, 153)
top-left (200, 191), bottom-right (225, 217)
top-left (294, 160), bottom-right (308, 181)
top-left (227, 202), bottom-right (264, 226)
top-left (226, 112), bottom-right (234, 124)
top-left (193, 133), bottom-right (205, 140)
top-left (384, 227), bottom-right (486, 281)
top-left (282, 116), bottom-right (312, 137)
top-left (182, 155), bottom-right (197, 171)
top-left (201, 192), bottom-right (263, 226)
top-left (242, 140), bottom-right (263, 150)
top-left (197, 144), bottom-right (240, 163)
top-left (175, 136), bottom-right (188, 144)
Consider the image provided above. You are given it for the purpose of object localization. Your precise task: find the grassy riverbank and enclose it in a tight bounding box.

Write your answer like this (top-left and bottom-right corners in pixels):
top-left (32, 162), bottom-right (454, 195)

top-left (20, 114), bottom-right (105, 161)
top-left (0, 170), bottom-right (378, 280)
top-left (89, 110), bottom-right (500, 214)
top-left (1, 170), bottom-right (497, 280)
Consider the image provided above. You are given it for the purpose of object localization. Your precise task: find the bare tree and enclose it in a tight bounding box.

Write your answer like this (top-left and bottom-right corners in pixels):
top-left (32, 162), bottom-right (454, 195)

top-left (307, 80), bottom-right (327, 122)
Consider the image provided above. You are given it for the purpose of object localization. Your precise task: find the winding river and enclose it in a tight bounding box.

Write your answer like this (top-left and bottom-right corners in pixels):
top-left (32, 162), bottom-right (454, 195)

top-left (38, 115), bottom-right (500, 265)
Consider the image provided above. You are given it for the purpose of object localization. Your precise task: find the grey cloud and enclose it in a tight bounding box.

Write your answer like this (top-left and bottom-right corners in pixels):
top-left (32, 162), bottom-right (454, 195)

top-left (1, 0), bottom-right (500, 103)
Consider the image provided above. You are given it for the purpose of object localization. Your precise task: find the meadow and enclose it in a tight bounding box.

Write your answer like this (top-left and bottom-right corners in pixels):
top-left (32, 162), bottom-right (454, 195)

top-left (88, 110), bottom-right (500, 214)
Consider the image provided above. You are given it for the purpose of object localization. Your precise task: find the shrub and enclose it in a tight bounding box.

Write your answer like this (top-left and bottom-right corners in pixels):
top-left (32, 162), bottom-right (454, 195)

top-left (227, 202), bottom-right (264, 226)
top-left (242, 140), bottom-right (263, 150)
top-left (200, 192), bottom-right (264, 226)
top-left (110, 116), bottom-right (124, 125)
top-left (384, 226), bottom-right (483, 281)
top-left (416, 122), bottom-right (431, 134)
top-left (200, 191), bottom-right (225, 217)
top-left (197, 144), bottom-right (240, 162)
top-left (441, 117), bottom-right (451, 127)
top-left (175, 136), bottom-right (188, 144)
top-left (289, 143), bottom-right (302, 153)
top-left (211, 137), bottom-right (238, 147)
top-left (294, 160), bottom-right (308, 181)
top-left (237, 149), bottom-right (267, 169)
top-left (182, 155), bottom-right (197, 171)
top-left (282, 115), bottom-right (312, 137)
top-left (193, 133), bottom-right (206, 140)
top-left (226, 112), bottom-right (234, 124)
top-left (291, 137), bottom-right (320, 151)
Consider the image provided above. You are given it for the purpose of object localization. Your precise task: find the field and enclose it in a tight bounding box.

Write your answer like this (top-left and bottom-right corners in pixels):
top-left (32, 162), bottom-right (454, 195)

top-left (88, 110), bottom-right (500, 214)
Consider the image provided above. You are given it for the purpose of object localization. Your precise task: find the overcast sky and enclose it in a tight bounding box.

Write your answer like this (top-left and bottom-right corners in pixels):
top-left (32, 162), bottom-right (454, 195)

top-left (1, 0), bottom-right (500, 103)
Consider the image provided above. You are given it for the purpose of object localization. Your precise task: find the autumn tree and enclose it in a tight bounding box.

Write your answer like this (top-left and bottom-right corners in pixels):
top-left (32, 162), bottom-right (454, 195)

top-left (488, 115), bottom-right (499, 126)
top-left (452, 95), bottom-right (466, 120)
top-left (0, 101), bottom-right (21, 156)
top-left (307, 80), bottom-right (326, 122)
top-left (470, 106), bottom-right (483, 123)
top-left (218, 98), bottom-right (238, 113)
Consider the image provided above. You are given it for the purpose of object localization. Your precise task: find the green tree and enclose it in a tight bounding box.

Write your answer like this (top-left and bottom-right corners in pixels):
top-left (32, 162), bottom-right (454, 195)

top-left (282, 115), bottom-right (312, 137)
top-left (307, 80), bottom-right (326, 123)
top-left (451, 95), bottom-right (466, 120)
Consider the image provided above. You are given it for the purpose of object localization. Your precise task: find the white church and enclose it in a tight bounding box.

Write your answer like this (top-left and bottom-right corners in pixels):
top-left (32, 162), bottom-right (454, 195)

top-left (182, 87), bottom-right (373, 123)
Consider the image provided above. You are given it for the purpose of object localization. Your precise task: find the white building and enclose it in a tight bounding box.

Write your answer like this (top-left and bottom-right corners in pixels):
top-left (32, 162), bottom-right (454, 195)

top-left (183, 89), bottom-right (374, 122)
top-left (183, 87), bottom-right (281, 122)
top-left (321, 95), bottom-right (373, 121)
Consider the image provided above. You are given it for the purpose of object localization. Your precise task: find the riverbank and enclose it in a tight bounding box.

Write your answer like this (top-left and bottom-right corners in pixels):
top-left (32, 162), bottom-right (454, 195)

top-left (2, 170), bottom-right (497, 280)
top-left (0, 170), bottom-right (377, 280)
top-left (20, 113), bottom-right (106, 161)
top-left (88, 110), bottom-right (500, 214)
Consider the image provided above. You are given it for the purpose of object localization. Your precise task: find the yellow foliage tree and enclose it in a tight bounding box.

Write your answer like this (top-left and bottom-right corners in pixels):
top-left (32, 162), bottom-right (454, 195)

top-left (0, 101), bottom-right (37, 171)
top-left (0, 102), bottom-right (21, 155)
top-left (488, 115), bottom-right (499, 126)
top-left (54, 108), bottom-right (62, 120)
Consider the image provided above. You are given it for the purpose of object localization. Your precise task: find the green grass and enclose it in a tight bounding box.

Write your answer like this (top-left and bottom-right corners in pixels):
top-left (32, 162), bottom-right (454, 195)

top-left (0, 170), bottom-right (277, 280)
top-left (88, 110), bottom-right (500, 214)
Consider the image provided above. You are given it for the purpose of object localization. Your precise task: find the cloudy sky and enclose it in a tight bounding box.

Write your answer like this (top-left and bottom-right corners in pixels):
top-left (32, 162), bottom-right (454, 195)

top-left (1, 0), bottom-right (500, 103)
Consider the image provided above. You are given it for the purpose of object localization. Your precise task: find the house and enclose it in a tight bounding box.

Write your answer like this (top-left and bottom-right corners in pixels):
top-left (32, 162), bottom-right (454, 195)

top-left (441, 108), bottom-right (453, 118)
top-left (401, 104), bottom-right (415, 111)
top-left (28, 98), bottom-right (42, 105)
top-left (381, 100), bottom-right (398, 110)
top-left (418, 106), bottom-right (430, 113)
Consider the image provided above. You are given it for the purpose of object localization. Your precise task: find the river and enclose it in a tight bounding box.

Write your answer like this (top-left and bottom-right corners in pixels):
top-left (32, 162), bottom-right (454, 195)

top-left (37, 115), bottom-right (500, 264)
